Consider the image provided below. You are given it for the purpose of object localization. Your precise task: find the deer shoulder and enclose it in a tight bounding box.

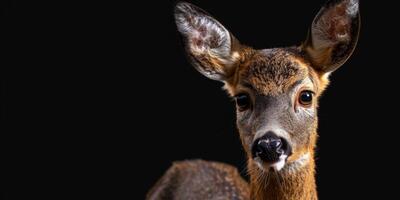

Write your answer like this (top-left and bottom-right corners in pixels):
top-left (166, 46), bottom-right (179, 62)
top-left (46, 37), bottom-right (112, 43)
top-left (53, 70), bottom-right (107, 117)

top-left (146, 160), bottom-right (250, 200)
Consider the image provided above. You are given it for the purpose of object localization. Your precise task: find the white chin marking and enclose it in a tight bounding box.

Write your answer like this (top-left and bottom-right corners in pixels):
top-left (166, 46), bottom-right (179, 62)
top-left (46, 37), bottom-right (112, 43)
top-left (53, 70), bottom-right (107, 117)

top-left (254, 153), bottom-right (310, 173)
top-left (254, 155), bottom-right (288, 172)
top-left (270, 155), bottom-right (287, 171)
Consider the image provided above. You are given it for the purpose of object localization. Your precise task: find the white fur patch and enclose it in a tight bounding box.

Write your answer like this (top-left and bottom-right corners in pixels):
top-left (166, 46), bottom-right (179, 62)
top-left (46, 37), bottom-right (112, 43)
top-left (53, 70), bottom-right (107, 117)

top-left (253, 154), bottom-right (288, 172)
top-left (254, 153), bottom-right (310, 173)
top-left (270, 154), bottom-right (287, 171)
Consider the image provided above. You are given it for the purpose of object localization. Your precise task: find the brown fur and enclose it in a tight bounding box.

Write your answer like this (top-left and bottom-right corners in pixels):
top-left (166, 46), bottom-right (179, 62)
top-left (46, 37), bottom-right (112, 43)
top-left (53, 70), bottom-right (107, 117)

top-left (228, 49), bottom-right (322, 200)
top-left (148, 1), bottom-right (360, 199)
top-left (227, 48), bottom-right (313, 96)
top-left (147, 160), bottom-right (250, 200)
top-left (248, 159), bottom-right (317, 200)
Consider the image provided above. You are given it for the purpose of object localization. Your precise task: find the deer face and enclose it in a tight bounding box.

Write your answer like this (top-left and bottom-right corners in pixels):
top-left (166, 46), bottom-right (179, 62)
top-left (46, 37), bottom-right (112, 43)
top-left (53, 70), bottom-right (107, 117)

top-left (175, 0), bottom-right (359, 172)
top-left (229, 49), bottom-right (321, 171)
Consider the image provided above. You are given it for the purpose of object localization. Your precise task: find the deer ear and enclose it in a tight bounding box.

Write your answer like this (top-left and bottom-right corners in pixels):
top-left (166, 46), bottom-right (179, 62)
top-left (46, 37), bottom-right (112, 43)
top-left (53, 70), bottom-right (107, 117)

top-left (303, 0), bottom-right (360, 74)
top-left (174, 2), bottom-right (240, 81)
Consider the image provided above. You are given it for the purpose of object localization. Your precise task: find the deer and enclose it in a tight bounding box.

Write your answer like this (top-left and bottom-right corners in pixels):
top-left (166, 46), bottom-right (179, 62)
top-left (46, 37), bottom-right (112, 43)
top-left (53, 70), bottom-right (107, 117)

top-left (147, 0), bottom-right (360, 199)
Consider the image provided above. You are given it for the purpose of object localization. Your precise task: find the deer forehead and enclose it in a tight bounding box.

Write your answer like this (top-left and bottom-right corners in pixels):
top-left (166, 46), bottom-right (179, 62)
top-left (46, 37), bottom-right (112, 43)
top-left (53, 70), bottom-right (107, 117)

top-left (234, 49), bottom-right (312, 96)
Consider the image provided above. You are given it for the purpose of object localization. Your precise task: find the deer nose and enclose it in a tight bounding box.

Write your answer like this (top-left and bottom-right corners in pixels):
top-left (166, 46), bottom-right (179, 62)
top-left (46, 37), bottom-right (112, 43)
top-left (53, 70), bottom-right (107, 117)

top-left (251, 132), bottom-right (290, 163)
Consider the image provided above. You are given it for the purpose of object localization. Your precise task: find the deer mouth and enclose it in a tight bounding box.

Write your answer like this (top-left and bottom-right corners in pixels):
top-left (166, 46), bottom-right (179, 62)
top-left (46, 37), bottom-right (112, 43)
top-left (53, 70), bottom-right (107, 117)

top-left (254, 154), bottom-right (289, 171)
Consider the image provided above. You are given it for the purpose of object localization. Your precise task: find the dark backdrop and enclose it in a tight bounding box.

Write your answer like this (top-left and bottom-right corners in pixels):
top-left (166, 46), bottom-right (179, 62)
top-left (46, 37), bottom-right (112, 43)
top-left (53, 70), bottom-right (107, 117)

top-left (2, 0), bottom-right (398, 199)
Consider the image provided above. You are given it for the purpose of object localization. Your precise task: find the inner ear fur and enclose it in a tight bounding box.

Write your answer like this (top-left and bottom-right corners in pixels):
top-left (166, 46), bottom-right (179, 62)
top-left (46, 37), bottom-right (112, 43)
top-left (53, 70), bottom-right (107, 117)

top-left (174, 2), bottom-right (241, 81)
top-left (303, 0), bottom-right (360, 74)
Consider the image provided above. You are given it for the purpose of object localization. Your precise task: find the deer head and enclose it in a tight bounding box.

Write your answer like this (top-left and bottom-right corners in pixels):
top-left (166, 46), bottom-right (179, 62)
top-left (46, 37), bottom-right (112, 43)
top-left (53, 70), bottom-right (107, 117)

top-left (174, 0), bottom-right (359, 174)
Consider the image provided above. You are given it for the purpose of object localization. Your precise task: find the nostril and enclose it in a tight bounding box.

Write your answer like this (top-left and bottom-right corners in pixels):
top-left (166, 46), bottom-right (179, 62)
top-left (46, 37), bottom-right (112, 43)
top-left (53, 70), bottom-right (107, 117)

top-left (280, 137), bottom-right (292, 156)
top-left (269, 139), bottom-right (282, 149)
top-left (253, 139), bottom-right (282, 159)
top-left (255, 140), bottom-right (267, 155)
top-left (257, 139), bottom-right (268, 148)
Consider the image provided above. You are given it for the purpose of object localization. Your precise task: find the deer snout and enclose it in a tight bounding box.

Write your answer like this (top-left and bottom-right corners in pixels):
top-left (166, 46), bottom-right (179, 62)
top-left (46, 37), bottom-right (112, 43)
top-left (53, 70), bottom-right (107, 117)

top-left (251, 132), bottom-right (291, 163)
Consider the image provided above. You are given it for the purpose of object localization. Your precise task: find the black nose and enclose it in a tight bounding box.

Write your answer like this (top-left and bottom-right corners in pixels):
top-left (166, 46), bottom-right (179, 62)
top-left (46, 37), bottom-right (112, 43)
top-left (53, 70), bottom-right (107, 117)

top-left (251, 132), bottom-right (290, 162)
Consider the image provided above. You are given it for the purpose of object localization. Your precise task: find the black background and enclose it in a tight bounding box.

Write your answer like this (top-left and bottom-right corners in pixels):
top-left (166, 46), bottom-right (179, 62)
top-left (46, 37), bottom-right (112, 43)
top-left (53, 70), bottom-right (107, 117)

top-left (2, 0), bottom-right (398, 199)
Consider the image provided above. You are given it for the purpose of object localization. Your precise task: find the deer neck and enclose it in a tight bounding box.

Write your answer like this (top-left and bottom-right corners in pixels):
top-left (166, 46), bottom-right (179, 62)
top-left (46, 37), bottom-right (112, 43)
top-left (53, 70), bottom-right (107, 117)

top-left (249, 152), bottom-right (317, 200)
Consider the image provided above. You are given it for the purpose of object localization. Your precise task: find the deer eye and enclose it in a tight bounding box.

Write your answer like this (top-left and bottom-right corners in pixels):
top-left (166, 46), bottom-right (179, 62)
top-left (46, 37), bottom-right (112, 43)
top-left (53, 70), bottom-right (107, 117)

top-left (298, 91), bottom-right (313, 106)
top-left (235, 93), bottom-right (251, 111)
